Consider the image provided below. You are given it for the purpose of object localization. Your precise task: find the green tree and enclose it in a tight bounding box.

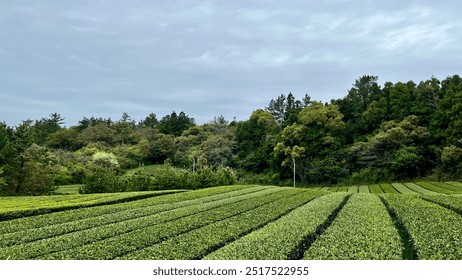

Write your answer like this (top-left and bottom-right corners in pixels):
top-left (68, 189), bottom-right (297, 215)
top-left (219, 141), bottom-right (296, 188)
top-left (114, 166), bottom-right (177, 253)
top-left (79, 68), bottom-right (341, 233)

top-left (350, 115), bottom-right (430, 181)
top-left (91, 151), bottom-right (120, 170)
top-left (431, 75), bottom-right (462, 145)
top-left (197, 135), bottom-right (234, 169)
top-left (386, 81), bottom-right (415, 121)
top-left (360, 98), bottom-right (388, 132)
top-left (0, 123), bottom-right (15, 194)
top-left (158, 111), bottom-right (195, 136)
top-left (113, 113), bottom-right (140, 146)
top-left (266, 93), bottom-right (311, 126)
top-left (77, 123), bottom-right (116, 146)
top-left (46, 128), bottom-right (80, 150)
top-left (335, 75), bottom-right (382, 141)
top-left (76, 117), bottom-right (112, 132)
top-left (236, 109), bottom-right (280, 172)
top-left (148, 133), bottom-right (176, 163)
top-left (274, 102), bottom-right (345, 183)
top-left (411, 78), bottom-right (440, 126)
top-left (17, 144), bottom-right (57, 195)
top-left (139, 113), bottom-right (159, 128)
top-left (440, 145), bottom-right (462, 176)
top-left (32, 113), bottom-right (65, 144)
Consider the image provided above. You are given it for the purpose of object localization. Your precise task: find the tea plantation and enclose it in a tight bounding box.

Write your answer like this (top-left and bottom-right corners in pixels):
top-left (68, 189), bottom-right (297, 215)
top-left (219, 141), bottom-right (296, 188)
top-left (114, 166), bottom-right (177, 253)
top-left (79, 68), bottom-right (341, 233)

top-left (1, 182), bottom-right (462, 260)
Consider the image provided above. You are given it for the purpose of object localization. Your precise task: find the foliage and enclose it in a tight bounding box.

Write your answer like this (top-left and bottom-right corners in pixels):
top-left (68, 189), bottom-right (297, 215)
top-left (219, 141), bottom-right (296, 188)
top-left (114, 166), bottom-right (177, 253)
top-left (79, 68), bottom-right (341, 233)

top-left (273, 102), bottom-right (345, 183)
top-left (348, 115), bottom-right (430, 181)
top-left (383, 194), bottom-right (462, 259)
top-left (80, 164), bottom-right (237, 193)
top-left (1, 186), bottom-right (282, 259)
top-left (0, 191), bottom-right (175, 222)
top-left (430, 75), bottom-right (462, 144)
top-left (266, 92), bottom-right (311, 126)
top-left (1, 186), bottom-right (462, 260)
top-left (304, 194), bottom-right (402, 260)
top-left (2, 74), bottom-right (462, 194)
top-left (440, 145), bottom-right (462, 176)
top-left (235, 109), bottom-right (279, 172)
top-left (158, 111), bottom-right (195, 137)
top-left (80, 167), bottom-right (119, 193)
top-left (120, 189), bottom-right (319, 260)
top-left (91, 151), bottom-right (120, 170)
top-left (346, 167), bottom-right (391, 184)
top-left (205, 193), bottom-right (347, 260)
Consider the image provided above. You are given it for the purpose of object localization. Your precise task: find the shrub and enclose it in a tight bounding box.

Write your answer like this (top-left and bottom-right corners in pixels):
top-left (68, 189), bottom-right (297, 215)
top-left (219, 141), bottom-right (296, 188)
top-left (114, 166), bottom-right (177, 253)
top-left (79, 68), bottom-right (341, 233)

top-left (80, 168), bottom-right (119, 193)
top-left (80, 165), bottom-right (237, 193)
top-left (122, 172), bottom-right (156, 192)
top-left (441, 145), bottom-right (462, 177)
top-left (347, 167), bottom-right (394, 184)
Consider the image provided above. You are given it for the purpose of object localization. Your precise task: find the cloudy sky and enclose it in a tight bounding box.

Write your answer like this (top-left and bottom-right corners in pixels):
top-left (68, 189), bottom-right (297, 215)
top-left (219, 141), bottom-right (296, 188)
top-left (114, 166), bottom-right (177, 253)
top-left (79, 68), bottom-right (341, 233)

top-left (1, 0), bottom-right (461, 126)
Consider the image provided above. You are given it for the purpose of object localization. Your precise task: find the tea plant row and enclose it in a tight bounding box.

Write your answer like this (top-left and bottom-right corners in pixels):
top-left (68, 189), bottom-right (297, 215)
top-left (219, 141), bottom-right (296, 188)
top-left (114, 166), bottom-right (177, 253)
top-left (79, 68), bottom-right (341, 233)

top-left (1, 184), bottom-right (462, 260)
top-left (118, 189), bottom-right (324, 260)
top-left (0, 186), bottom-right (275, 248)
top-left (40, 189), bottom-right (321, 260)
top-left (204, 193), bottom-right (349, 260)
top-left (0, 190), bottom-right (182, 221)
top-left (0, 186), bottom-right (286, 259)
top-left (303, 194), bottom-right (402, 260)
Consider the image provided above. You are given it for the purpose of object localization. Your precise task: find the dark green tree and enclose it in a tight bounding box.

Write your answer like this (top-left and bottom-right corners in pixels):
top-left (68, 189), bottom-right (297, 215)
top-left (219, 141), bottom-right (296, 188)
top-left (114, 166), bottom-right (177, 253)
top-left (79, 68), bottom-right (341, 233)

top-left (158, 111), bottom-right (195, 136)
top-left (266, 93), bottom-right (311, 126)
top-left (46, 128), bottom-right (80, 150)
top-left (77, 123), bottom-right (116, 146)
top-left (411, 78), bottom-right (440, 126)
top-left (386, 81), bottom-right (415, 121)
top-left (431, 75), bottom-right (462, 145)
top-left (30, 113), bottom-right (65, 144)
top-left (236, 110), bottom-right (280, 172)
top-left (273, 102), bottom-right (346, 183)
top-left (139, 113), bottom-right (159, 128)
top-left (335, 75), bottom-right (382, 142)
top-left (113, 113), bottom-right (139, 146)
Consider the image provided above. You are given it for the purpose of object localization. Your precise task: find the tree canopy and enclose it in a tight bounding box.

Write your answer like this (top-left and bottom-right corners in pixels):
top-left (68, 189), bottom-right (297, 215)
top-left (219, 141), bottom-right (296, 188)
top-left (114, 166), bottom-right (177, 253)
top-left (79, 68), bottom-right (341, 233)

top-left (1, 75), bottom-right (462, 195)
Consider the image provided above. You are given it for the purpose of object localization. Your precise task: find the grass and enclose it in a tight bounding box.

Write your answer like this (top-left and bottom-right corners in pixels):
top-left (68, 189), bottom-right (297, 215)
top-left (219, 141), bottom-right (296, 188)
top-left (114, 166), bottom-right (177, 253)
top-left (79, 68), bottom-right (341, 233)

top-left (54, 185), bottom-right (82, 194)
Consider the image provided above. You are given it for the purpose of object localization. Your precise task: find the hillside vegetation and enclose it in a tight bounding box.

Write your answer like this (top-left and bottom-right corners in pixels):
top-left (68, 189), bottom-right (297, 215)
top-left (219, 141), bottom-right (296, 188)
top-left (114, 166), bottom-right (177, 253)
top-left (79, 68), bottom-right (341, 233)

top-left (1, 75), bottom-right (462, 195)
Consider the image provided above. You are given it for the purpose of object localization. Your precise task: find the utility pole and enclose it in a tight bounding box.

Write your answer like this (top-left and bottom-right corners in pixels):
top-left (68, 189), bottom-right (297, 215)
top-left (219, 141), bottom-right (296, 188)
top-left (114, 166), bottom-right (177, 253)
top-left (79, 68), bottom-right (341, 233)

top-left (192, 157), bottom-right (196, 173)
top-left (293, 158), bottom-right (296, 188)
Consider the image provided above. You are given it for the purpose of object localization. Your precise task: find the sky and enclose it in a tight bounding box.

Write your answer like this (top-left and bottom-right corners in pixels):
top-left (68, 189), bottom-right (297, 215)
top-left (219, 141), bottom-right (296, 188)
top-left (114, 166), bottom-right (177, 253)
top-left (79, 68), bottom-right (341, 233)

top-left (1, 0), bottom-right (461, 126)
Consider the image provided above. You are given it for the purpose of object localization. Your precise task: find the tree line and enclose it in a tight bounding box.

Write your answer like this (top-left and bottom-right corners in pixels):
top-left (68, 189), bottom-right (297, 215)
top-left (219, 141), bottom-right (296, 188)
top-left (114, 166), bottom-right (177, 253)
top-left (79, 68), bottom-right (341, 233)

top-left (1, 74), bottom-right (462, 195)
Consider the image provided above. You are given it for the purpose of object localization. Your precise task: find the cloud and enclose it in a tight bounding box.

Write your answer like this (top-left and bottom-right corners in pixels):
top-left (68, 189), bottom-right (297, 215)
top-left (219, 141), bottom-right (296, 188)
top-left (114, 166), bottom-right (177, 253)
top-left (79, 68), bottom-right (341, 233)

top-left (1, 1), bottom-right (462, 126)
top-left (379, 23), bottom-right (456, 52)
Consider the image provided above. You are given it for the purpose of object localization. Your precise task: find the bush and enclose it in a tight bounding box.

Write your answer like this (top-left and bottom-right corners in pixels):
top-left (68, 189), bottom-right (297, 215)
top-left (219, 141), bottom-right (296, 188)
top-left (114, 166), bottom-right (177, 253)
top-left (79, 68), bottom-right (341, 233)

top-left (121, 172), bottom-right (155, 192)
top-left (391, 147), bottom-right (425, 179)
top-left (441, 145), bottom-right (462, 177)
top-left (80, 168), bottom-right (119, 193)
top-left (53, 166), bottom-right (73, 186)
top-left (346, 167), bottom-right (394, 185)
top-left (80, 165), bottom-right (237, 193)
top-left (305, 157), bottom-right (348, 184)
top-left (235, 170), bottom-right (281, 185)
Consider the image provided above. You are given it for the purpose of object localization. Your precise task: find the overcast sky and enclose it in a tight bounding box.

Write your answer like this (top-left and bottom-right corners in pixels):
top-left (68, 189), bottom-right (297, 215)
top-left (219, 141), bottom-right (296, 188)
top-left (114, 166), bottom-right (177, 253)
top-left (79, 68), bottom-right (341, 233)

top-left (1, 0), bottom-right (461, 126)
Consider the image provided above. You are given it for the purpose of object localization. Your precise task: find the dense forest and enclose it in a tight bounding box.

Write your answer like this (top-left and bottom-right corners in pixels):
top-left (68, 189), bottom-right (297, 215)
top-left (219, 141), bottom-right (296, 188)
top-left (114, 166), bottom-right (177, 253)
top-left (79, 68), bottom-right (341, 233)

top-left (1, 74), bottom-right (462, 195)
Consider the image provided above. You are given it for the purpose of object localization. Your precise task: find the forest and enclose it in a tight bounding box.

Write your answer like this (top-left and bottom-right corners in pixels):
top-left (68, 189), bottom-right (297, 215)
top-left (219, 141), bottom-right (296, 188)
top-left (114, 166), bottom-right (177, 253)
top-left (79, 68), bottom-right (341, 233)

top-left (1, 74), bottom-right (462, 195)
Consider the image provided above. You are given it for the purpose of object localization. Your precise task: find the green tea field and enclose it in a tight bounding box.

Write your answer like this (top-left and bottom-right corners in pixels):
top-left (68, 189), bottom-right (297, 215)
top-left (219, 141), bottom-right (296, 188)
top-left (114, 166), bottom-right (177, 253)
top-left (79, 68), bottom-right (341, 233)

top-left (0, 182), bottom-right (461, 260)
